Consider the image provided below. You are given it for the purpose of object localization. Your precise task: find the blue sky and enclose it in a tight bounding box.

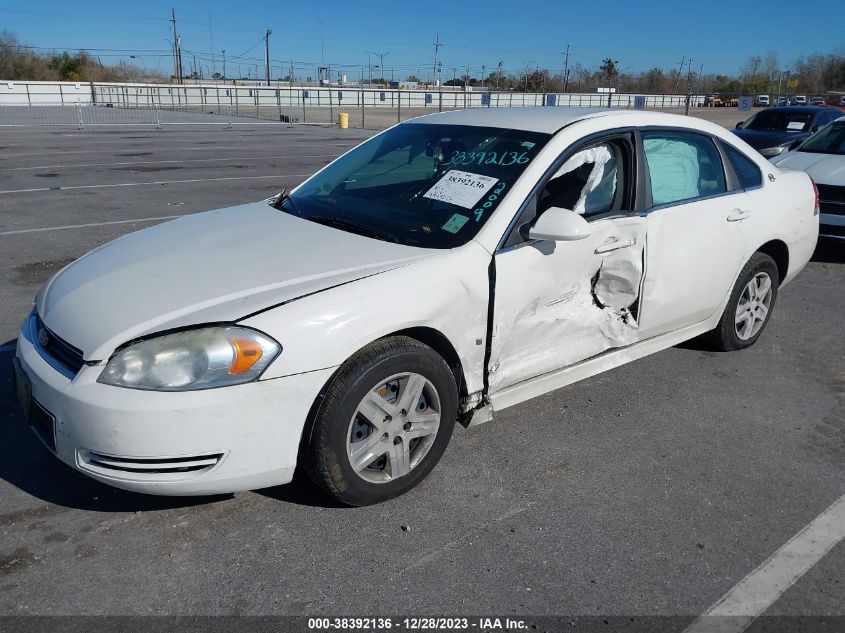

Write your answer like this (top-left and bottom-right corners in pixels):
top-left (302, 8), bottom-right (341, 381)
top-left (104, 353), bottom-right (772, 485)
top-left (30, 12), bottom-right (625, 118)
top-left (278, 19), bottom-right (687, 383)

top-left (2, 0), bottom-right (843, 80)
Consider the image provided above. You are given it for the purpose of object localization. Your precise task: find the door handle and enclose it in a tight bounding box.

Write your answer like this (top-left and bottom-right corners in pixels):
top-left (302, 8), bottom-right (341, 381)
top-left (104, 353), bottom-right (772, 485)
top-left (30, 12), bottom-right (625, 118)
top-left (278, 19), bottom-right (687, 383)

top-left (594, 238), bottom-right (635, 254)
top-left (727, 209), bottom-right (752, 222)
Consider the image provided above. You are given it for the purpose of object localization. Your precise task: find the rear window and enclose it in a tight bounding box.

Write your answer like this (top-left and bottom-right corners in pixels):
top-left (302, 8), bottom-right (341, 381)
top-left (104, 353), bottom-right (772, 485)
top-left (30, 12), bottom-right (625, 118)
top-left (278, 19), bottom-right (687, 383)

top-left (722, 143), bottom-right (763, 189)
top-left (740, 110), bottom-right (813, 132)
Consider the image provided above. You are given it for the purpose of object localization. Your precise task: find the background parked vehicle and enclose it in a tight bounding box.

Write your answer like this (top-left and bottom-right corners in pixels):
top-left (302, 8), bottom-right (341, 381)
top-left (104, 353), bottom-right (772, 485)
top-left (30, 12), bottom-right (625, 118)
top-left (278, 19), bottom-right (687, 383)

top-left (733, 106), bottom-right (843, 157)
top-left (772, 117), bottom-right (845, 240)
top-left (792, 95), bottom-right (808, 105)
top-left (777, 96), bottom-right (789, 106)
top-left (810, 96), bottom-right (826, 106)
top-left (756, 95), bottom-right (770, 107)
top-left (709, 94), bottom-right (739, 107)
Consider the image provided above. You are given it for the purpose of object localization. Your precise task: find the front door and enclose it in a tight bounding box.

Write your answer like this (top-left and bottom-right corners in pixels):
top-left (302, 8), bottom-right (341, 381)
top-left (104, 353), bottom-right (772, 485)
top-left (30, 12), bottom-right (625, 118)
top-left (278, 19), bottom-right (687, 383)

top-left (489, 135), bottom-right (647, 393)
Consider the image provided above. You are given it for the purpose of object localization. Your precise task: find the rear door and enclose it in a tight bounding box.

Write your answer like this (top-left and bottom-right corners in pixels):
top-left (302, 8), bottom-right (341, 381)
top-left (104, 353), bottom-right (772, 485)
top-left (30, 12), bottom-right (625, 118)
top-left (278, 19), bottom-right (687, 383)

top-left (636, 129), bottom-right (747, 338)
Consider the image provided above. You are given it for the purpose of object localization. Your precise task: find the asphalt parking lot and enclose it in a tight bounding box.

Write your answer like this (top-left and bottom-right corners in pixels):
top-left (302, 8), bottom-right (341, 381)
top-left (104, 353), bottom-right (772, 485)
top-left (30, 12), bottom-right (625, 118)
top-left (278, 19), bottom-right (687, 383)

top-left (1, 118), bottom-right (844, 626)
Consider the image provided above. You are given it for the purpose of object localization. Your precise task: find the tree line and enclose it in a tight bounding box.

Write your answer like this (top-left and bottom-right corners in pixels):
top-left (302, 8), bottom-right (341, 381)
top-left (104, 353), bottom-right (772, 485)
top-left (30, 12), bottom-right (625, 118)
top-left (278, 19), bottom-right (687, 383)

top-left (2, 31), bottom-right (842, 96)
top-left (0, 32), bottom-right (162, 83)
top-left (435, 52), bottom-right (844, 96)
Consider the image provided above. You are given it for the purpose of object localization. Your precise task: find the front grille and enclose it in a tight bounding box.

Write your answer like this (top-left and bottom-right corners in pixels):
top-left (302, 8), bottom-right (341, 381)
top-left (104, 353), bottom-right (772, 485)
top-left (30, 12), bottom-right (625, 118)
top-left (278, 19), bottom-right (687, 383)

top-left (820, 223), bottom-right (845, 238)
top-left (818, 184), bottom-right (845, 217)
top-left (81, 451), bottom-right (224, 475)
top-left (35, 314), bottom-right (85, 375)
top-left (817, 184), bottom-right (845, 204)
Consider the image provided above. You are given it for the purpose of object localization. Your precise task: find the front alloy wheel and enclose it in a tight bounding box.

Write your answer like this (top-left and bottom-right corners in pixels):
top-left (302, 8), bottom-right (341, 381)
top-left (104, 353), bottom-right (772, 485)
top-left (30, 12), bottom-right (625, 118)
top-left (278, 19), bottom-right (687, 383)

top-left (347, 372), bottom-right (442, 483)
top-left (306, 336), bottom-right (458, 506)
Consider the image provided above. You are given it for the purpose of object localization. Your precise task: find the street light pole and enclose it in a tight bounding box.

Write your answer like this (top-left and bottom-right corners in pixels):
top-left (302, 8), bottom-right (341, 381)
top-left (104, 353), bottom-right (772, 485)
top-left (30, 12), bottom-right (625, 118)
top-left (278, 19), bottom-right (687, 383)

top-left (264, 29), bottom-right (272, 86)
top-left (562, 44), bottom-right (571, 92)
top-left (222, 49), bottom-right (226, 80)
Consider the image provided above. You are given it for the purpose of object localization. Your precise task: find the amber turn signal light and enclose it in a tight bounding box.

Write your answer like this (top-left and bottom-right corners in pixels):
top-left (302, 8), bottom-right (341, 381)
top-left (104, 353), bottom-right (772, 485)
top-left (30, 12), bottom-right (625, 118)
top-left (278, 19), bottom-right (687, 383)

top-left (229, 338), bottom-right (265, 374)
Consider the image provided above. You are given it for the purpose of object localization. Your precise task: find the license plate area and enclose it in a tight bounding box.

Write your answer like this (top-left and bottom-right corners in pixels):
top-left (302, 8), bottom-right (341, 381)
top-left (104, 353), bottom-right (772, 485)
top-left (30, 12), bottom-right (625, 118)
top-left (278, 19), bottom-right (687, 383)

top-left (13, 358), bottom-right (57, 453)
top-left (30, 401), bottom-right (57, 453)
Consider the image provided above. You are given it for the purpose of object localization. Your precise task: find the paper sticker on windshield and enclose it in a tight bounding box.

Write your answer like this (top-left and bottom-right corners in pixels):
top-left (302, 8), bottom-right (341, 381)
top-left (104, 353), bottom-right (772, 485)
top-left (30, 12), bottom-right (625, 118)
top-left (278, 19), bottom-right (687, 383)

top-left (423, 170), bottom-right (499, 209)
top-left (442, 213), bottom-right (469, 234)
top-left (786, 121), bottom-right (805, 131)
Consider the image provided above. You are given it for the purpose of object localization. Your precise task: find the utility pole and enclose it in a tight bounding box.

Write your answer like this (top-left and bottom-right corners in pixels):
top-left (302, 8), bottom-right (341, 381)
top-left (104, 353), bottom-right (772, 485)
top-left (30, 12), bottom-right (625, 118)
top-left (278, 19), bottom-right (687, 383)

top-left (481, 64), bottom-right (486, 90)
top-left (264, 29), bottom-right (272, 86)
top-left (222, 49), bottom-right (226, 79)
top-left (685, 58), bottom-right (694, 115)
top-left (497, 61), bottom-right (503, 89)
top-left (562, 45), bottom-right (571, 92)
top-left (432, 33), bottom-right (442, 87)
top-left (367, 52), bottom-right (372, 87)
top-left (170, 8), bottom-right (183, 84)
top-left (673, 56), bottom-right (685, 93)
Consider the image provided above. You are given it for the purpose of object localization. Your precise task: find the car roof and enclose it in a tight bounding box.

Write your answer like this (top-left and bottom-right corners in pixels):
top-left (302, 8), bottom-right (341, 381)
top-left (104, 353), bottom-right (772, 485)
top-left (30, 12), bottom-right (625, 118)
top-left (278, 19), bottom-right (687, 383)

top-left (761, 106), bottom-right (827, 113)
top-left (408, 107), bottom-right (657, 134)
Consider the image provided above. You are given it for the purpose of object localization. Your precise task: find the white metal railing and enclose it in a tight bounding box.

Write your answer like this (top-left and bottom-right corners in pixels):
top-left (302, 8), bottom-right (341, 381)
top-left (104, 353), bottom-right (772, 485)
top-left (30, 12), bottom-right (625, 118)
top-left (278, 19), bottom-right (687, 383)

top-left (0, 80), bottom-right (708, 129)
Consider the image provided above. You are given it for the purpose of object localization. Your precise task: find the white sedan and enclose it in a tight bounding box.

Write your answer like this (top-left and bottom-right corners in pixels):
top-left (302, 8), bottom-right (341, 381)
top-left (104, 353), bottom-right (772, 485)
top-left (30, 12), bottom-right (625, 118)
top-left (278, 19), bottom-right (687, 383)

top-left (14, 108), bottom-right (819, 505)
top-left (771, 116), bottom-right (845, 239)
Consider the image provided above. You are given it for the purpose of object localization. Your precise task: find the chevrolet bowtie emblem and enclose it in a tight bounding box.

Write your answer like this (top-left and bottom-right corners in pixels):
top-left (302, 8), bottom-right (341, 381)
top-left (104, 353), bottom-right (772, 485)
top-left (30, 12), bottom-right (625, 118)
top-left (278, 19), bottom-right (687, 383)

top-left (37, 324), bottom-right (49, 348)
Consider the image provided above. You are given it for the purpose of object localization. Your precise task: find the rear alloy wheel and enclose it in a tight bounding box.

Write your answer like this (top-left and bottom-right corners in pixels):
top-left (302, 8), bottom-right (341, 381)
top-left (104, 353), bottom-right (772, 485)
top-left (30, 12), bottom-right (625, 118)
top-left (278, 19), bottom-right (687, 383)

top-left (703, 252), bottom-right (779, 351)
top-left (306, 336), bottom-right (458, 506)
top-left (734, 272), bottom-right (773, 341)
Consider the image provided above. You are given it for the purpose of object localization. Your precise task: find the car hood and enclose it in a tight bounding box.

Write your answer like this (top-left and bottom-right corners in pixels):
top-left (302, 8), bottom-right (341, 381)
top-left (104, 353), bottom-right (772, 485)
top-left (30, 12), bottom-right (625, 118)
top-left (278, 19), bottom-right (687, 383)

top-left (770, 151), bottom-right (845, 184)
top-left (37, 202), bottom-right (433, 360)
top-left (731, 128), bottom-right (809, 150)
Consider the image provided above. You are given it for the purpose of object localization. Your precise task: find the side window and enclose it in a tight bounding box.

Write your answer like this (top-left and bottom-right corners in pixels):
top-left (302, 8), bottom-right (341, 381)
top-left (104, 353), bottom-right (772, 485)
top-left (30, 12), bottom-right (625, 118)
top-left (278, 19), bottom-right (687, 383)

top-left (722, 143), bottom-right (763, 189)
top-left (538, 141), bottom-right (624, 217)
top-left (642, 131), bottom-right (726, 207)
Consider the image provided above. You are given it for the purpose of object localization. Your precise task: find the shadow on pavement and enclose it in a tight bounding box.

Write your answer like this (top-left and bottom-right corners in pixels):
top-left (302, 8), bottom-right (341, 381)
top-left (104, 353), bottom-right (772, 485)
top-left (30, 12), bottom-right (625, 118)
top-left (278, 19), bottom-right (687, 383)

top-left (256, 470), bottom-right (347, 509)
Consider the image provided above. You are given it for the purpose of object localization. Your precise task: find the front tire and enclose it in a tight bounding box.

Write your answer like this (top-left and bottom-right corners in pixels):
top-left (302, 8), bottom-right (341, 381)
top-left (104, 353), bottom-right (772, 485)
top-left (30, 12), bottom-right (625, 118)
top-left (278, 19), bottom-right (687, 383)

top-left (306, 336), bottom-right (458, 506)
top-left (703, 252), bottom-right (779, 351)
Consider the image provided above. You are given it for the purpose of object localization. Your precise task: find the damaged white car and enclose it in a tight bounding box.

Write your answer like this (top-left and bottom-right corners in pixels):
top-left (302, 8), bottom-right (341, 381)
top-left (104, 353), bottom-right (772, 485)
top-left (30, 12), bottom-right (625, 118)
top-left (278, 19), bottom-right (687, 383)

top-left (14, 108), bottom-right (819, 505)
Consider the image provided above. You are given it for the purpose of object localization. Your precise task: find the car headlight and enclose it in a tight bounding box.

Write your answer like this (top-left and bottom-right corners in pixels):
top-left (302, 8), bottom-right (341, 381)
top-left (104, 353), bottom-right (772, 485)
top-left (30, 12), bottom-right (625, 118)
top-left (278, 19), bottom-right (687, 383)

top-left (97, 326), bottom-right (281, 391)
top-left (759, 145), bottom-right (789, 157)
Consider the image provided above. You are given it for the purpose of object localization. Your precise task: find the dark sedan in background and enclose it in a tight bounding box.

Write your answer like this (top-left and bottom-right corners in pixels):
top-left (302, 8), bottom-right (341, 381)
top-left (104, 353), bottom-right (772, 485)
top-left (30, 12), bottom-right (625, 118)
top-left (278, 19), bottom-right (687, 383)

top-left (733, 106), bottom-right (844, 158)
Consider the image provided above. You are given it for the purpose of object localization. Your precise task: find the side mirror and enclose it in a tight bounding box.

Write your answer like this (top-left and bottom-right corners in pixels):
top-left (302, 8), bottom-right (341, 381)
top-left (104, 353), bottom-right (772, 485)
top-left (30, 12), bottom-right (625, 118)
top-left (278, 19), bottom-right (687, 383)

top-left (527, 207), bottom-right (591, 242)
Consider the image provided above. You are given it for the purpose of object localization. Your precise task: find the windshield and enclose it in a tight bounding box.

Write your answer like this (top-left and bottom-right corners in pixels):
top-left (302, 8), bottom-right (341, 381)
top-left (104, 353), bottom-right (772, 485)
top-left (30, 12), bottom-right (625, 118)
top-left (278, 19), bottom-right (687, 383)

top-left (281, 123), bottom-right (550, 248)
top-left (798, 120), bottom-right (845, 154)
top-left (740, 110), bottom-right (813, 132)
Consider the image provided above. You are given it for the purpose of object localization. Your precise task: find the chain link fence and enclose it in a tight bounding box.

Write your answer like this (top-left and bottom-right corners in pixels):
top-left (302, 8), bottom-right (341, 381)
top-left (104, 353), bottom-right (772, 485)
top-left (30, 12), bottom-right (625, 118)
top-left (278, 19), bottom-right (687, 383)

top-left (0, 81), bottom-right (709, 130)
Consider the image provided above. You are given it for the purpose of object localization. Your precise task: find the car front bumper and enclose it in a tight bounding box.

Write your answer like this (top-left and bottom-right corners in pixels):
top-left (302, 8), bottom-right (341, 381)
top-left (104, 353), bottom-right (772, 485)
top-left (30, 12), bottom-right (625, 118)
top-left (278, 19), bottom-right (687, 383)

top-left (13, 313), bottom-right (334, 496)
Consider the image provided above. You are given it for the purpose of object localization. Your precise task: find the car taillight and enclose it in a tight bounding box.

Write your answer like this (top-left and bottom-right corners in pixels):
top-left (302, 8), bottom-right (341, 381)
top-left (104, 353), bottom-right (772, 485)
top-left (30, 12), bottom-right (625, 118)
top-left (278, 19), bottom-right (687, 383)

top-left (811, 178), bottom-right (820, 216)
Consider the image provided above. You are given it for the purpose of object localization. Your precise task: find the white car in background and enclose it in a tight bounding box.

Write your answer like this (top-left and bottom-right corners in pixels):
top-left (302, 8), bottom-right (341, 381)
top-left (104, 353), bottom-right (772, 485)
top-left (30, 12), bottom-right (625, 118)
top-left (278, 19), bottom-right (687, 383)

top-left (14, 108), bottom-right (819, 506)
top-left (772, 116), bottom-right (845, 239)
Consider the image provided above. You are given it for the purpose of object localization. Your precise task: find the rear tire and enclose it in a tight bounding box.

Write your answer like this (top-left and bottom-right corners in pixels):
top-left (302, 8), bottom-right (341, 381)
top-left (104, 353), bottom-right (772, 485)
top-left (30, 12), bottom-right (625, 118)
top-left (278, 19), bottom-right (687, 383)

top-left (702, 252), bottom-right (779, 351)
top-left (305, 336), bottom-right (458, 506)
